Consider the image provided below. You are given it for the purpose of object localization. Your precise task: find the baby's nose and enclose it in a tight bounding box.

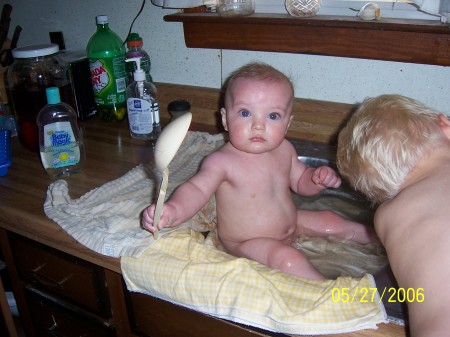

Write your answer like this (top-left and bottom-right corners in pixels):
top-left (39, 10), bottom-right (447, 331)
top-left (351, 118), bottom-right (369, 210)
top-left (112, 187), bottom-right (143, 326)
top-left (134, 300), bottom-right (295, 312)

top-left (252, 118), bottom-right (265, 130)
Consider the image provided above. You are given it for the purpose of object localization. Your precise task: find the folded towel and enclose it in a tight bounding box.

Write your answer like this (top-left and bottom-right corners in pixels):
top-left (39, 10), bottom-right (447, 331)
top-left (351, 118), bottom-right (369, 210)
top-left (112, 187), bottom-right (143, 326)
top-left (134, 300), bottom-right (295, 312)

top-left (122, 228), bottom-right (387, 335)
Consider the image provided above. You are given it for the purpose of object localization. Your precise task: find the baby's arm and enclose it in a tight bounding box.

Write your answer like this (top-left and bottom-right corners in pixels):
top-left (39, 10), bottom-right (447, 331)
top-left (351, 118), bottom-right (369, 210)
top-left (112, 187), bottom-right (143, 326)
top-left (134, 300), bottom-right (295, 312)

top-left (291, 152), bottom-right (341, 196)
top-left (311, 166), bottom-right (341, 188)
top-left (142, 153), bottom-right (226, 233)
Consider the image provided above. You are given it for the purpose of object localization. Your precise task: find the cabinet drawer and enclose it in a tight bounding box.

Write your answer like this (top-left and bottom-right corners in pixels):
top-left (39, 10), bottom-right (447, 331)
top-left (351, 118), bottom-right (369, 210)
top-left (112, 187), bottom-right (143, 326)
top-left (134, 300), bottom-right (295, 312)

top-left (127, 291), bottom-right (281, 337)
top-left (25, 286), bottom-right (116, 337)
top-left (9, 233), bottom-right (110, 318)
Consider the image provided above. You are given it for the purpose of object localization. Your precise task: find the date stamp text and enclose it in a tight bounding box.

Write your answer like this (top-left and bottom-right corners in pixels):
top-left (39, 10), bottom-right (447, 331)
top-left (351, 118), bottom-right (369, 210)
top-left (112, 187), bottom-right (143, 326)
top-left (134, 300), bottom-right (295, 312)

top-left (331, 287), bottom-right (424, 303)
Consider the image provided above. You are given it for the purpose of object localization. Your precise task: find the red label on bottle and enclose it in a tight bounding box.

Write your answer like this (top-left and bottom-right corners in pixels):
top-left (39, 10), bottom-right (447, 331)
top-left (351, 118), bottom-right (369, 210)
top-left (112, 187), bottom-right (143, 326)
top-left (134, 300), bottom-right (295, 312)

top-left (89, 59), bottom-right (110, 94)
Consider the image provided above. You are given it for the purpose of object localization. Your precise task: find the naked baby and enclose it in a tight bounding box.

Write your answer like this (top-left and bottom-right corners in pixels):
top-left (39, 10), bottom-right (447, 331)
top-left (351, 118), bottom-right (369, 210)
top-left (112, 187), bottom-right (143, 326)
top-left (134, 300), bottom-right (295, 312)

top-left (143, 62), bottom-right (374, 280)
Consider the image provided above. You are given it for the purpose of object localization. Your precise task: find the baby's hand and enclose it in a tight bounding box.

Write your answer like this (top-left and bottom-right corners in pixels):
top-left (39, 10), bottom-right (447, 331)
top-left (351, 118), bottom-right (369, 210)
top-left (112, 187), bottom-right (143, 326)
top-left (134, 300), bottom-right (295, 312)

top-left (312, 166), bottom-right (341, 188)
top-left (141, 203), bottom-right (177, 233)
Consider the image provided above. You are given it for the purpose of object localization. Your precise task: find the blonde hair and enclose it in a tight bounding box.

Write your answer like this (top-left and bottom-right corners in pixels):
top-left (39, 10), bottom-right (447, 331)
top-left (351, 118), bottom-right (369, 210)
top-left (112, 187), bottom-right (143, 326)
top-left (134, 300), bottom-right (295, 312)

top-left (337, 94), bottom-right (445, 204)
top-left (223, 62), bottom-right (294, 106)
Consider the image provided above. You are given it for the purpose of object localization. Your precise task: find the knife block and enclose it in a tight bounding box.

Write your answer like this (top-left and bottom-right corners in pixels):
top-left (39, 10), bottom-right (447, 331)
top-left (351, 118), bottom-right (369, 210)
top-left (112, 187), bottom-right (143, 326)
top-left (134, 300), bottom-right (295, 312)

top-left (0, 38), bottom-right (10, 104)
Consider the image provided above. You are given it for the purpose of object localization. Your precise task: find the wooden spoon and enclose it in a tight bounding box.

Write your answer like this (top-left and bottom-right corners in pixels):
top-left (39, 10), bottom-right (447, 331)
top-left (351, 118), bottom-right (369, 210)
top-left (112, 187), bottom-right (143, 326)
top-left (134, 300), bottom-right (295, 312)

top-left (152, 112), bottom-right (192, 239)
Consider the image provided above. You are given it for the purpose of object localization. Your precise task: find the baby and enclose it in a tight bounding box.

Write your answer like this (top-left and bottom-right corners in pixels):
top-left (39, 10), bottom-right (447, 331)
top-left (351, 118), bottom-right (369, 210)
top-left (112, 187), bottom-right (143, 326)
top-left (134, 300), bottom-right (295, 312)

top-left (143, 62), bottom-right (374, 280)
top-left (337, 94), bottom-right (450, 337)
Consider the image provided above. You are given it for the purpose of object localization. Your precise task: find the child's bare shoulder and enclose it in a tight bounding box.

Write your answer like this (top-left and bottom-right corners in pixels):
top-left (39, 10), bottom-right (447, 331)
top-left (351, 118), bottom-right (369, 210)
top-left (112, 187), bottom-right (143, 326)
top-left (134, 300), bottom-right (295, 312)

top-left (201, 144), bottom-right (233, 168)
top-left (280, 138), bottom-right (296, 153)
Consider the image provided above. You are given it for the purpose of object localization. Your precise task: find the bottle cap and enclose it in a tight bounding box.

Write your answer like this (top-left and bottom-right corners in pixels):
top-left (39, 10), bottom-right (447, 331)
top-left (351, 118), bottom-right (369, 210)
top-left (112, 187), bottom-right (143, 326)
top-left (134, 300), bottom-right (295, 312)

top-left (127, 33), bottom-right (144, 47)
top-left (46, 87), bottom-right (61, 105)
top-left (126, 57), bottom-right (145, 82)
top-left (96, 15), bottom-right (108, 24)
top-left (12, 44), bottom-right (59, 59)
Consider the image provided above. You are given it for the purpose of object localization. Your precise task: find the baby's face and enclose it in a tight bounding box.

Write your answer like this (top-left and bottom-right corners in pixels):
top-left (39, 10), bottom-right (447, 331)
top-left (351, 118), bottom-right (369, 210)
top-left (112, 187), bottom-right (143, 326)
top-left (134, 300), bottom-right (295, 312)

top-left (221, 78), bottom-right (293, 154)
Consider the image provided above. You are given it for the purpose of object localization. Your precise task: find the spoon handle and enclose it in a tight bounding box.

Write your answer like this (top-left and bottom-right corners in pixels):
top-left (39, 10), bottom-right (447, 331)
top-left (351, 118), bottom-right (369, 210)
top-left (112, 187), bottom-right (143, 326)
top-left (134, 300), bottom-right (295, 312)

top-left (153, 168), bottom-right (169, 240)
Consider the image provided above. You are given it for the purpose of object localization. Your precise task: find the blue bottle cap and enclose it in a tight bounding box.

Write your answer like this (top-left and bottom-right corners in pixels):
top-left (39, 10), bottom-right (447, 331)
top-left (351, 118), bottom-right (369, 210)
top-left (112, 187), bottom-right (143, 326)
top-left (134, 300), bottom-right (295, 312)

top-left (46, 87), bottom-right (61, 104)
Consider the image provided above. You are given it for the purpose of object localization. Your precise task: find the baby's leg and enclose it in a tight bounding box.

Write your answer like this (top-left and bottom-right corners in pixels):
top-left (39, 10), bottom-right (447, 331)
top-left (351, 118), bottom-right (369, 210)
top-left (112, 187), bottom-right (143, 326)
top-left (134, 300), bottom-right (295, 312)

top-left (296, 209), bottom-right (376, 244)
top-left (228, 238), bottom-right (326, 280)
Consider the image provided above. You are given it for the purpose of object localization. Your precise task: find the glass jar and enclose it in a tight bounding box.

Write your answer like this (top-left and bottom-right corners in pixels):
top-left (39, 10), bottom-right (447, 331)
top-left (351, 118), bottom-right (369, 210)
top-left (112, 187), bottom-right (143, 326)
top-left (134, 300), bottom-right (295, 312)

top-left (7, 44), bottom-right (74, 152)
top-left (217, 0), bottom-right (255, 17)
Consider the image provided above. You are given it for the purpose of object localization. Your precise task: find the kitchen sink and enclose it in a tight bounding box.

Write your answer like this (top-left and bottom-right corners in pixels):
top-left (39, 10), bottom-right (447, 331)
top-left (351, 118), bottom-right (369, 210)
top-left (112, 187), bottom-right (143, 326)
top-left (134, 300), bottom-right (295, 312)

top-left (297, 155), bottom-right (373, 223)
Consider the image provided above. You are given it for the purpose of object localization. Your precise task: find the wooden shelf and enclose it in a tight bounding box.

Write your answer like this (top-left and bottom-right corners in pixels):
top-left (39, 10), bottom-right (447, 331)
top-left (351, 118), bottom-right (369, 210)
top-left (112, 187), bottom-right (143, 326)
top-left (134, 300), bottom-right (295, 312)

top-left (164, 13), bottom-right (450, 66)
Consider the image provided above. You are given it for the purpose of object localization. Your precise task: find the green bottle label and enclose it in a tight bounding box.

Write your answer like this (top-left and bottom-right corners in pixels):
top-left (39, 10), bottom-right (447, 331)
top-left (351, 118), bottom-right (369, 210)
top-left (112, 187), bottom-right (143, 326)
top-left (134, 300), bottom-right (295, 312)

top-left (89, 57), bottom-right (126, 106)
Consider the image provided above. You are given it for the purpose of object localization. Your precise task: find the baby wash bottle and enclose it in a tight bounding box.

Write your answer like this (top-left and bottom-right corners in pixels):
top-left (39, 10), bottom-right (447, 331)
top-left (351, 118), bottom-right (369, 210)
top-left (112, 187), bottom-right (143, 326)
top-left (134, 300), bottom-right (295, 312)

top-left (125, 57), bottom-right (160, 140)
top-left (37, 87), bottom-right (84, 178)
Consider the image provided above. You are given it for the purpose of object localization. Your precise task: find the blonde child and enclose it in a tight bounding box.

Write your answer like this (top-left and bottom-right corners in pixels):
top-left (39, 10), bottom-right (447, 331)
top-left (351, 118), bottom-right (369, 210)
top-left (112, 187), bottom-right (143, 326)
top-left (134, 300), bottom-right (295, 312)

top-left (337, 94), bottom-right (450, 337)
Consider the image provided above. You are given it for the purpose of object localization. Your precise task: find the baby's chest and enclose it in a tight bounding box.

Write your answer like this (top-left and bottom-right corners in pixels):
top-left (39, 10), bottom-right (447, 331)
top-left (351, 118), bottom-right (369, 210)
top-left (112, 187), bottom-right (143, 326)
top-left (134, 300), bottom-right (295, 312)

top-left (231, 166), bottom-right (290, 193)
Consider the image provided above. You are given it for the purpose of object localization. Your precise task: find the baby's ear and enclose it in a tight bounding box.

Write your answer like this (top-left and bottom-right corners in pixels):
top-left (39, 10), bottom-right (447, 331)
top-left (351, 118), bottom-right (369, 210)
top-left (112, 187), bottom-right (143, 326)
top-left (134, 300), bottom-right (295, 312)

top-left (220, 108), bottom-right (228, 131)
top-left (438, 114), bottom-right (450, 140)
top-left (286, 114), bottom-right (294, 134)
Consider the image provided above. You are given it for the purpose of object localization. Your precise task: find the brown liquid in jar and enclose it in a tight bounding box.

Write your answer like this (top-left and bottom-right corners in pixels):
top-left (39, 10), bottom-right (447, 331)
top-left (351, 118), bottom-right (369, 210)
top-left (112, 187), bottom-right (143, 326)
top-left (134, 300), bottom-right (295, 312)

top-left (10, 83), bottom-right (75, 152)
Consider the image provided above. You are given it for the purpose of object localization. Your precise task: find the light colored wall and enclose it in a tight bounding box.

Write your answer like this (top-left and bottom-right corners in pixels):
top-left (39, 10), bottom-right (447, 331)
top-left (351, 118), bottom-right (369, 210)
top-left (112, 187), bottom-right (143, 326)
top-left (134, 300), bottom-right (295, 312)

top-left (8, 0), bottom-right (450, 113)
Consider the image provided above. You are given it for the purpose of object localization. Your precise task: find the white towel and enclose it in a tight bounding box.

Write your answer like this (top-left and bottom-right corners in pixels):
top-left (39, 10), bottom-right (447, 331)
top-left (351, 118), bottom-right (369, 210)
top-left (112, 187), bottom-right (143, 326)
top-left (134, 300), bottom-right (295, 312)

top-left (44, 131), bottom-right (225, 257)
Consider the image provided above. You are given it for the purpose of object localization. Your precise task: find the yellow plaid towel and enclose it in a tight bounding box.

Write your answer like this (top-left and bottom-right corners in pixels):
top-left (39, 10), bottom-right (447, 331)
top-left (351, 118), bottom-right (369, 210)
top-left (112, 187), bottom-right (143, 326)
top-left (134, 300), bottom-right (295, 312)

top-left (121, 228), bottom-right (387, 335)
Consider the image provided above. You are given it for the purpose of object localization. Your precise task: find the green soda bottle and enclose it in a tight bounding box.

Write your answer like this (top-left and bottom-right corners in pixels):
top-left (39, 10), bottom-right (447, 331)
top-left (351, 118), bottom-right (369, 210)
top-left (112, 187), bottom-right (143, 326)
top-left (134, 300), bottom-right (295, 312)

top-left (87, 15), bottom-right (127, 122)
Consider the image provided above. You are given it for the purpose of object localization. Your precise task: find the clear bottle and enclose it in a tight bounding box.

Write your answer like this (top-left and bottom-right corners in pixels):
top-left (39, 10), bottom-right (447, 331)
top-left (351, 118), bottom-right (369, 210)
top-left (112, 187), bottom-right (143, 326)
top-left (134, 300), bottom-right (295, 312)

top-left (125, 33), bottom-right (153, 85)
top-left (37, 87), bottom-right (84, 178)
top-left (125, 57), bottom-right (160, 140)
top-left (86, 15), bottom-right (127, 122)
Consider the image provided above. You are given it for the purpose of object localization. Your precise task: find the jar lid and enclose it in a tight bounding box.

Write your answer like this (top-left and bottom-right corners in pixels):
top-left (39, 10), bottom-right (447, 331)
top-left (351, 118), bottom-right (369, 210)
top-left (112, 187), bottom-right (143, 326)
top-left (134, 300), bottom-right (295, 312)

top-left (12, 44), bottom-right (59, 59)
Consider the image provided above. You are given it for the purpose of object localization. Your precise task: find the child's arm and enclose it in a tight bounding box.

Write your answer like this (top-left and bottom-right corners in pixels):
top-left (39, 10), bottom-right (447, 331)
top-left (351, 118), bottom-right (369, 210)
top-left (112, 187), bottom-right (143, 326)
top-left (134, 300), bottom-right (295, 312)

top-left (142, 154), bottom-right (225, 233)
top-left (291, 152), bottom-right (341, 196)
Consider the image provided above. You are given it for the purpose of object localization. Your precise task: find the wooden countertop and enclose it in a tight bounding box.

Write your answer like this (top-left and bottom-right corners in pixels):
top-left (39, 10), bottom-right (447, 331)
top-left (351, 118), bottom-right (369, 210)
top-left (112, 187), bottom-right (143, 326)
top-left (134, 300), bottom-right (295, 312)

top-left (0, 115), bottom-right (408, 337)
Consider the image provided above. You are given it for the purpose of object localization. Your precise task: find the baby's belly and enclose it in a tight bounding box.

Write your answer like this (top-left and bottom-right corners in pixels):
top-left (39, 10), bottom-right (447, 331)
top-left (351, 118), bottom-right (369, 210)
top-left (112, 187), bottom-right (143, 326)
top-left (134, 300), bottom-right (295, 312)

top-left (216, 201), bottom-right (298, 244)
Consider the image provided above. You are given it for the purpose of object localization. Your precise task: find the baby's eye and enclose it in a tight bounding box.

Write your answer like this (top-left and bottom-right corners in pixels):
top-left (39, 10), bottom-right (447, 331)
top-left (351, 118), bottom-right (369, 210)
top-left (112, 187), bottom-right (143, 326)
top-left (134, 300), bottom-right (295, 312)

top-left (268, 112), bottom-right (281, 120)
top-left (239, 109), bottom-right (251, 118)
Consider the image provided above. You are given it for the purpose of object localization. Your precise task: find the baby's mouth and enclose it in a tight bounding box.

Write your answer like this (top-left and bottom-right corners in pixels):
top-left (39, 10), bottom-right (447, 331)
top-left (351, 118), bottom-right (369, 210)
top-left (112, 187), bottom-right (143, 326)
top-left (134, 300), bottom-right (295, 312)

top-left (250, 136), bottom-right (265, 142)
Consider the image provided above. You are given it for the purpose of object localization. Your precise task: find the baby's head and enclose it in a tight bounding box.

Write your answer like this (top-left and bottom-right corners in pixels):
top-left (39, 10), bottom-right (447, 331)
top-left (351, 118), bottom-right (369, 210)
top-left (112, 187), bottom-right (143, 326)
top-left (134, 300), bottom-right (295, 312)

top-left (337, 94), bottom-right (446, 204)
top-left (220, 62), bottom-right (295, 153)
top-left (222, 62), bottom-right (294, 106)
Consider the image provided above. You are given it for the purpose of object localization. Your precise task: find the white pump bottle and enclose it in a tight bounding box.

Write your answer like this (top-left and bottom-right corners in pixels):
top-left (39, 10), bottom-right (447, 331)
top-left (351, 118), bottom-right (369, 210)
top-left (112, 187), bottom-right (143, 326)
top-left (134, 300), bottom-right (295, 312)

top-left (125, 57), bottom-right (160, 140)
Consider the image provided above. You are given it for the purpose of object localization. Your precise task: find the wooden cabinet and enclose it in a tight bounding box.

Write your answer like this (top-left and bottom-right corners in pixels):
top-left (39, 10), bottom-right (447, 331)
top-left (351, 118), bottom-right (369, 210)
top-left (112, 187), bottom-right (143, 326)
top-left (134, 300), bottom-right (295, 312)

top-left (126, 292), bottom-right (279, 337)
top-left (2, 231), bottom-right (281, 337)
top-left (9, 234), bottom-right (110, 318)
top-left (25, 286), bottom-right (115, 337)
top-left (1, 232), bottom-right (121, 337)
